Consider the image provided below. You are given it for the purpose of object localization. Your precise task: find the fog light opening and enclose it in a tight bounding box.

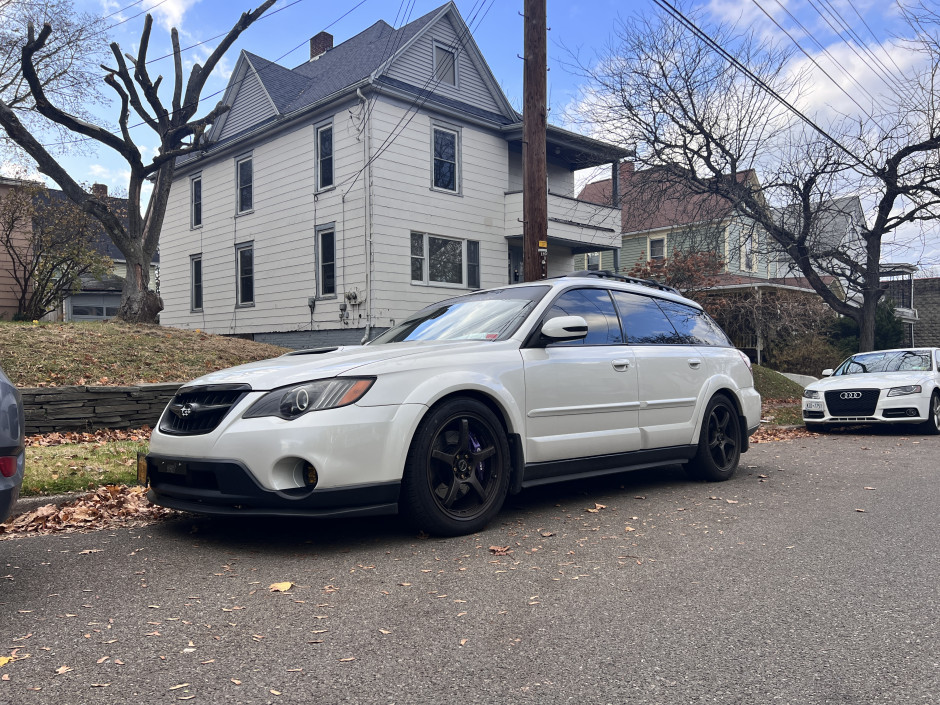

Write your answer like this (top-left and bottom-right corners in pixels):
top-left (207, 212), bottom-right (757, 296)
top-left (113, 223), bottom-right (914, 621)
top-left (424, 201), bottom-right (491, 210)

top-left (906, 408), bottom-right (917, 417)
top-left (303, 462), bottom-right (319, 488)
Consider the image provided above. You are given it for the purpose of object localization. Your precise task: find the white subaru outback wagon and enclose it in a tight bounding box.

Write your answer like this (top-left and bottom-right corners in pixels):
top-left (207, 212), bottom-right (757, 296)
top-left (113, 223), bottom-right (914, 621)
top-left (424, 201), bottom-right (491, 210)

top-left (144, 272), bottom-right (761, 536)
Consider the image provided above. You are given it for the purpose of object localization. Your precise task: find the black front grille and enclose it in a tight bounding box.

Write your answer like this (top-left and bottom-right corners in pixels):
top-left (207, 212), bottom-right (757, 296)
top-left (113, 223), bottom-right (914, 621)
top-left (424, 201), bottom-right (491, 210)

top-left (159, 384), bottom-right (250, 436)
top-left (803, 410), bottom-right (824, 419)
top-left (824, 389), bottom-right (879, 416)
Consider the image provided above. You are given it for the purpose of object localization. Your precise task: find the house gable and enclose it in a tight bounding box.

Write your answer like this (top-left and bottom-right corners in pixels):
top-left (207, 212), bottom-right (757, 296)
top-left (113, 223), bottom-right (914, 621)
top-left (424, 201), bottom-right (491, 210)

top-left (211, 53), bottom-right (278, 143)
top-left (379, 4), bottom-right (515, 121)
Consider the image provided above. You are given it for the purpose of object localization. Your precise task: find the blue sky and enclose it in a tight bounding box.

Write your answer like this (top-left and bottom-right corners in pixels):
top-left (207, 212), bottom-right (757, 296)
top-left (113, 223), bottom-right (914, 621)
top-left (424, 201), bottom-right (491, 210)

top-left (29, 0), bottom-right (940, 267)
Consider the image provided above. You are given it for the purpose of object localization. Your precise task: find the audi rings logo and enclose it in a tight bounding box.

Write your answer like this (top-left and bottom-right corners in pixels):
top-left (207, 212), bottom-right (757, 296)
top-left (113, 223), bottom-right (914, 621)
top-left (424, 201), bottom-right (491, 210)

top-left (840, 391), bottom-right (863, 400)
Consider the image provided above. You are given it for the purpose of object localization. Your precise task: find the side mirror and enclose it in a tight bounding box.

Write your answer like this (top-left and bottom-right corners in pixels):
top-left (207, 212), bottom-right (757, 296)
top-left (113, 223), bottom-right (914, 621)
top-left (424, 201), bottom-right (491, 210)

top-left (822, 368), bottom-right (833, 377)
top-left (541, 315), bottom-right (589, 342)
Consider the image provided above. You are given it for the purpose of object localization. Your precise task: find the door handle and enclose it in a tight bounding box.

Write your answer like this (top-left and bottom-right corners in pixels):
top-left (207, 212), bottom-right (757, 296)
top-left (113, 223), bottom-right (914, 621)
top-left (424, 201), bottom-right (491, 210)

top-left (612, 359), bottom-right (631, 371)
top-left (688, 359), bottom-right (702, 369)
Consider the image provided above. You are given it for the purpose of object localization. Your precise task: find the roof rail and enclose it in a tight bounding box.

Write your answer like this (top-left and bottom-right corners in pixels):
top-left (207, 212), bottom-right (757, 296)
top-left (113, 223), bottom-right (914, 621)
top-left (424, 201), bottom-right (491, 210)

top-left (561, 270), bottom-right (682, 296)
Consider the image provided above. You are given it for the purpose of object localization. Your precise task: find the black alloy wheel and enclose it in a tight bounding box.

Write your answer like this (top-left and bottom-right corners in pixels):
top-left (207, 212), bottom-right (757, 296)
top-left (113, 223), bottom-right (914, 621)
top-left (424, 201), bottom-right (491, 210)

top-left (688, 395), bottom-right (742, 481)
top-left (401, 398), bottom-right (510, 536)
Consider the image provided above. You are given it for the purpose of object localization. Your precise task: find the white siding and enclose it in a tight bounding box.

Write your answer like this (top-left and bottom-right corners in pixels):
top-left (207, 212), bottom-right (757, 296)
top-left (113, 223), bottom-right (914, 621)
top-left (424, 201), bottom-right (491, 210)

top-left (219, 66), bottom-right (276, 141)
top-left (366, 98), bottom-right (508, 327)
top-left (160, 102), bottom-right (366, 335)
top-left (385, 15), bottom-right (502, 115)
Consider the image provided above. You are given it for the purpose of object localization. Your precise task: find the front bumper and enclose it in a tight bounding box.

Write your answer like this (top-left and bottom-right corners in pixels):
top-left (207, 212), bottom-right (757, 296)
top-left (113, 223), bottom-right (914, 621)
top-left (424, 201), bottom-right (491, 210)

top-left (802, 392), bottom-right (931, 424)
top-left (145, 455), bottom-right (400, 518)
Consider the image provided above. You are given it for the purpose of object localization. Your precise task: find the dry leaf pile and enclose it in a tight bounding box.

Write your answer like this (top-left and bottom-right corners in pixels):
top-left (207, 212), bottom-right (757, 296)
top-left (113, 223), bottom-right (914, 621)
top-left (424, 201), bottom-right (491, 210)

top-left (751, 425), bottom-right (815, 443)
top-left (25, 427), bottom-right (152, 447)
top-left (0, 485), bottom-right (174, 537)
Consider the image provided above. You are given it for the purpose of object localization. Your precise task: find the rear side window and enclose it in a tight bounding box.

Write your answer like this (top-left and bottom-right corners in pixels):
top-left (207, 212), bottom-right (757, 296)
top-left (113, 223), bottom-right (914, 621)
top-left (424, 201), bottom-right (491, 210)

top-left (611, 291), bottom-right (681, 344)
top-left (545, 288), bottom-right (623, 346)
top-left (655, 299), bottom-right (731, 346)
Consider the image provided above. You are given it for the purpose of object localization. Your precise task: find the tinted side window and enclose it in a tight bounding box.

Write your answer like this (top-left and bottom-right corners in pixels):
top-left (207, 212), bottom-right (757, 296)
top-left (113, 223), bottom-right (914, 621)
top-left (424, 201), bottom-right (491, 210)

top-left (656, 299), bottom-right (731, 346)
top-left (545, 288), bottom-right (623, 346)
top-left (611, 291), bottom-right (681, 344)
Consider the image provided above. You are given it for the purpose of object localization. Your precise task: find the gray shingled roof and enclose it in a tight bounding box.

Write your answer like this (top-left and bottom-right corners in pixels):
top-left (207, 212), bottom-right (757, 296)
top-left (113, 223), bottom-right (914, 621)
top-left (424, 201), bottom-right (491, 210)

top-left (248, 5), bottom-right (443, 119)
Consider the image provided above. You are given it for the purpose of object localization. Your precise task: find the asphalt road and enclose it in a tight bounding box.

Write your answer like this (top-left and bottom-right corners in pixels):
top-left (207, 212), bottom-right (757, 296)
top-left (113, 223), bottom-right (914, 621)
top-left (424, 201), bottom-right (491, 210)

top-left (2, 429), bottom-right (938, 704)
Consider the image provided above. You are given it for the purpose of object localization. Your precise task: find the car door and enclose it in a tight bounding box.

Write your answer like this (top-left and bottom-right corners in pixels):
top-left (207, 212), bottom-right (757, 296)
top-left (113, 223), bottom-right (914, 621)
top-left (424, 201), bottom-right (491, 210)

top-left (521, 287), bottom-right (641, 463)
top-left (610, 291), bottom-right (707, 449)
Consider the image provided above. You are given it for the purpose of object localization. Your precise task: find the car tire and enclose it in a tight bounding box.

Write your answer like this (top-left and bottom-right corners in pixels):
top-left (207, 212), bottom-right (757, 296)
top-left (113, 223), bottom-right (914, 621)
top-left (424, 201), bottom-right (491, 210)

top-left (919, 391), bottom-right (940, 435)
top-left (400, 397), bottom-right (511, 536)
top-left (687, 395), bottom-right (742, 482)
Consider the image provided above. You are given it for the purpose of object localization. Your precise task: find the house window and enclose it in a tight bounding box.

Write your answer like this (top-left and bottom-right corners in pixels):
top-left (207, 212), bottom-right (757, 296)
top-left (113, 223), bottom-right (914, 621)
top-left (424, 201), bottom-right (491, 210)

top-left (236, 243), bottom-right (254, 305)
top-left (191, 176), bottom-right (202, 228)
top-left (317, 226), bottom-right (335, 297)
top-left (434, 44), bottom-right (456, 86)
top-left (741, 229), bottom-right (755, 271)
top-left (191, 255), bottom-right (203, 311)
top-left (237, 157), bottom-right (253, 213)
top-left (411, 232), bottom-right (479, 287)
top-left (432, 126), bottom-right (459, 192)
top-left (587, 252), bottom-right (601, 271)
top-left (649, 237), bottom-right (665, 261)
top-left (317, 124), bottom-right (333, 190)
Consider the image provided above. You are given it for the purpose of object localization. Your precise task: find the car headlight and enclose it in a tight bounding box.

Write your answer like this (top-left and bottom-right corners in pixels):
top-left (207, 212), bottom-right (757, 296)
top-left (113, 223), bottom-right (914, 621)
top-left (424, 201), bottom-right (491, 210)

top-left (887, 385), bottom-right (922, 397)
top-left (243, 377), bottom-right (375, 420)
top-left (803, 389), bottom-right (820, 399)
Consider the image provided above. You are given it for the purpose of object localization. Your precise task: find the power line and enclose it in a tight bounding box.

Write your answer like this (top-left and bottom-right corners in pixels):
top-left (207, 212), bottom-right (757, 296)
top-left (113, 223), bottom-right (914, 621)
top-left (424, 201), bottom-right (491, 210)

top-left (750, 0), bottom-right (878, 116)
top-left (651, 0), bottom-right (863, 164)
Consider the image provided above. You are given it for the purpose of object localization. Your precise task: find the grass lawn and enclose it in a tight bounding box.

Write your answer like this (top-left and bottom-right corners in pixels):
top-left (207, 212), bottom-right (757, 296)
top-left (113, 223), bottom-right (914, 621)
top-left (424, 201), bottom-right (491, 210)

top-left (23, 439), bottom-right (148, 496)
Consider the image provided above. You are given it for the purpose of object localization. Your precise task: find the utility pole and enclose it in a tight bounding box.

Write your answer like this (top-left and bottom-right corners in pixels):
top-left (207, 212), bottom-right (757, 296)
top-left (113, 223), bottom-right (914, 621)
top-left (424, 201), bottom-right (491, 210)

top-left (522, 0), bottom-right (547, 281)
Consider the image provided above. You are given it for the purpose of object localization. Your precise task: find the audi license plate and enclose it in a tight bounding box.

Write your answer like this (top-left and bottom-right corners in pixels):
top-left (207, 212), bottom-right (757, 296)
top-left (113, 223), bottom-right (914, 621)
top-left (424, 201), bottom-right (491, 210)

top-left (805, 401), bottom-right (823, 411)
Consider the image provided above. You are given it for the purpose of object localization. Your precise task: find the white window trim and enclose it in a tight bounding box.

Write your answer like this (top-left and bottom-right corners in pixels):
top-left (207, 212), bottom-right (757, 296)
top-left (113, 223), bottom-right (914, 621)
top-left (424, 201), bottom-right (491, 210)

top-left (316, 120), bottom-right (334, 192)
top-left (235, 155), bottom-right (253, 215)
top-left (410, 231), bottom-right (478, 289)
top-left (649, 236), bottom-right (666, 261)
top-left (430, 122), bottom-right (461, 195)
top-left (190, 175), bottom-right (202, 229)
top-left (235, 242), bottom-right (254, 306)
top-left (190, 254), bottom-right (203, 312)
top-left (316, 224), bottom-right (336, 298)
top-left (432, 41), bottom-right (458, 87)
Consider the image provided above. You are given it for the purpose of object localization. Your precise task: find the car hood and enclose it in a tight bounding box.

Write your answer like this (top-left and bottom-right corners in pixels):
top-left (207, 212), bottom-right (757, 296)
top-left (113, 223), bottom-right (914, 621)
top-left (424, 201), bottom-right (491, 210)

top-left (181, 340), bottom-right (515, 391)
top-left (808, 372), bottom-right (932, 391)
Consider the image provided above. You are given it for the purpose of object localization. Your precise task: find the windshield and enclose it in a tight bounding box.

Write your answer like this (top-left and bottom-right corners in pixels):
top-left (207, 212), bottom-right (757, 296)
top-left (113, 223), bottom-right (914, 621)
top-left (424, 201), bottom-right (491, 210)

top-left (368, 286), bottom-right (551, 345)
top-left (834, 350), bottom-right (934, 375)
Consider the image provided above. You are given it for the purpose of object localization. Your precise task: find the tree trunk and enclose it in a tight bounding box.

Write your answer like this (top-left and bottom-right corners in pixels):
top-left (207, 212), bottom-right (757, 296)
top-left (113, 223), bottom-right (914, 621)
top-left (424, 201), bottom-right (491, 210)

top-left (857, 292), bottom-right (879, 352)
top-left (119, 247), bottom-right (163, 323)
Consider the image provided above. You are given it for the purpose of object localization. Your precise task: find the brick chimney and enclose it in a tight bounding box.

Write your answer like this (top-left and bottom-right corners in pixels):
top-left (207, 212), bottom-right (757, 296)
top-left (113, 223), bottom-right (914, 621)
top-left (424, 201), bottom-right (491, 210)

top-left (91, 183), bottom-right (108, 198)
top-left (309, 31), bottom-right (333, 60)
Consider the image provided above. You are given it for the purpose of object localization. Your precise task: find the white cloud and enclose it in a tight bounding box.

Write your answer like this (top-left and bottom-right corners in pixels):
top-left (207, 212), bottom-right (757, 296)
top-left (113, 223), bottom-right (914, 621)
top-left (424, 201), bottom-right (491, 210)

top-left (143, 0), bottom-right (201, 32)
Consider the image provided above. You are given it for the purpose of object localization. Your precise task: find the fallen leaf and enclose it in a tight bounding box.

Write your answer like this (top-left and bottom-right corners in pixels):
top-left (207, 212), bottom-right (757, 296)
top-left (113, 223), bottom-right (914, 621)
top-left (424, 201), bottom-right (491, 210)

top-left (269, 582), bottom-right (293, 593)
top-left (459, 638), bottom-right (468, 646)
top-left (379, 629), bottom-right (391, 635)
top-left (90, 683), bottom-right (111, 687)
top-left (55, 665), bottom-right (72, 675)
top-left (338, 657), bottom-right (356, 662)
top-left (231, 679), bottom-right (242, 685)
top-left (864, 487), bottom-right (876, 490)
top-left (625, 526), bottom-right (636, 532)
top-left (855, 508), bottom-right (866, 513)
top-left (168, 683), bottom-right (190, 690)
top-left (489, 545), bottom-right (512, 556)
top-left (726, 499), bottom-right (739, 504)
top-left (270, 690), bottom-right (281, 696)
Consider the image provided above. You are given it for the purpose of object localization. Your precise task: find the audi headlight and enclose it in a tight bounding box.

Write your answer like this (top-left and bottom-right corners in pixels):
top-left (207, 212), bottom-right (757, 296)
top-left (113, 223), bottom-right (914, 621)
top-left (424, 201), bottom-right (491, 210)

top-left (887, 385), bottom-right (921, 397)
top-left (243, 377), bottom-right (375, 420)
top-left (803, 389), bottom-right (820, 399)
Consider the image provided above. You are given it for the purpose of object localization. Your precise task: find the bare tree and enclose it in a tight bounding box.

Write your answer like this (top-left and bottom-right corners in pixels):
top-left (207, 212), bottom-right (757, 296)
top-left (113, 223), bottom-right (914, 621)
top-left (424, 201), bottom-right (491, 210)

top-left (0, 2), bottom-right (275, 322)
top-left (571, 4), bottom-right (940, 351)
top-left (0, 180), bottom-right (113, 319)
top-left (0, 0), bottom-right (110, 157)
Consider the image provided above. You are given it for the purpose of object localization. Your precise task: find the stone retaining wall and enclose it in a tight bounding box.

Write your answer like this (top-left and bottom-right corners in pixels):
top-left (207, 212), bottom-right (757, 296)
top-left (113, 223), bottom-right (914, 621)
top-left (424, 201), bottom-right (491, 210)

top-left (21, 383), bottom-right (181, 435)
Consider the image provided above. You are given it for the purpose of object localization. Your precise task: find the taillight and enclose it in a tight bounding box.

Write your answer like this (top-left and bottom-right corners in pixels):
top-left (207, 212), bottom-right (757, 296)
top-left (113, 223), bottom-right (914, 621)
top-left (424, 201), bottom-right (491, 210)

top-left (0, 456), bottom-right (16, 478)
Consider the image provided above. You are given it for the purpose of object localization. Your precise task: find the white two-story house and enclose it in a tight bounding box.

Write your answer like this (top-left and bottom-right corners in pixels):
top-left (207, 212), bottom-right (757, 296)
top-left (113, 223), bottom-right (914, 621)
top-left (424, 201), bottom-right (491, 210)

top-left (159, 2), bottom-right (626, 347)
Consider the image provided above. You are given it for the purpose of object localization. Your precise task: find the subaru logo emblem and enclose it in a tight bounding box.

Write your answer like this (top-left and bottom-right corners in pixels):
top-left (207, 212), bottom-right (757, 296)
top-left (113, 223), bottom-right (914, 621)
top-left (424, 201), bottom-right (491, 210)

top-left (180, 403), bottom-right (193, 417)
top-left (840, 391), bottom-right (862, 400)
